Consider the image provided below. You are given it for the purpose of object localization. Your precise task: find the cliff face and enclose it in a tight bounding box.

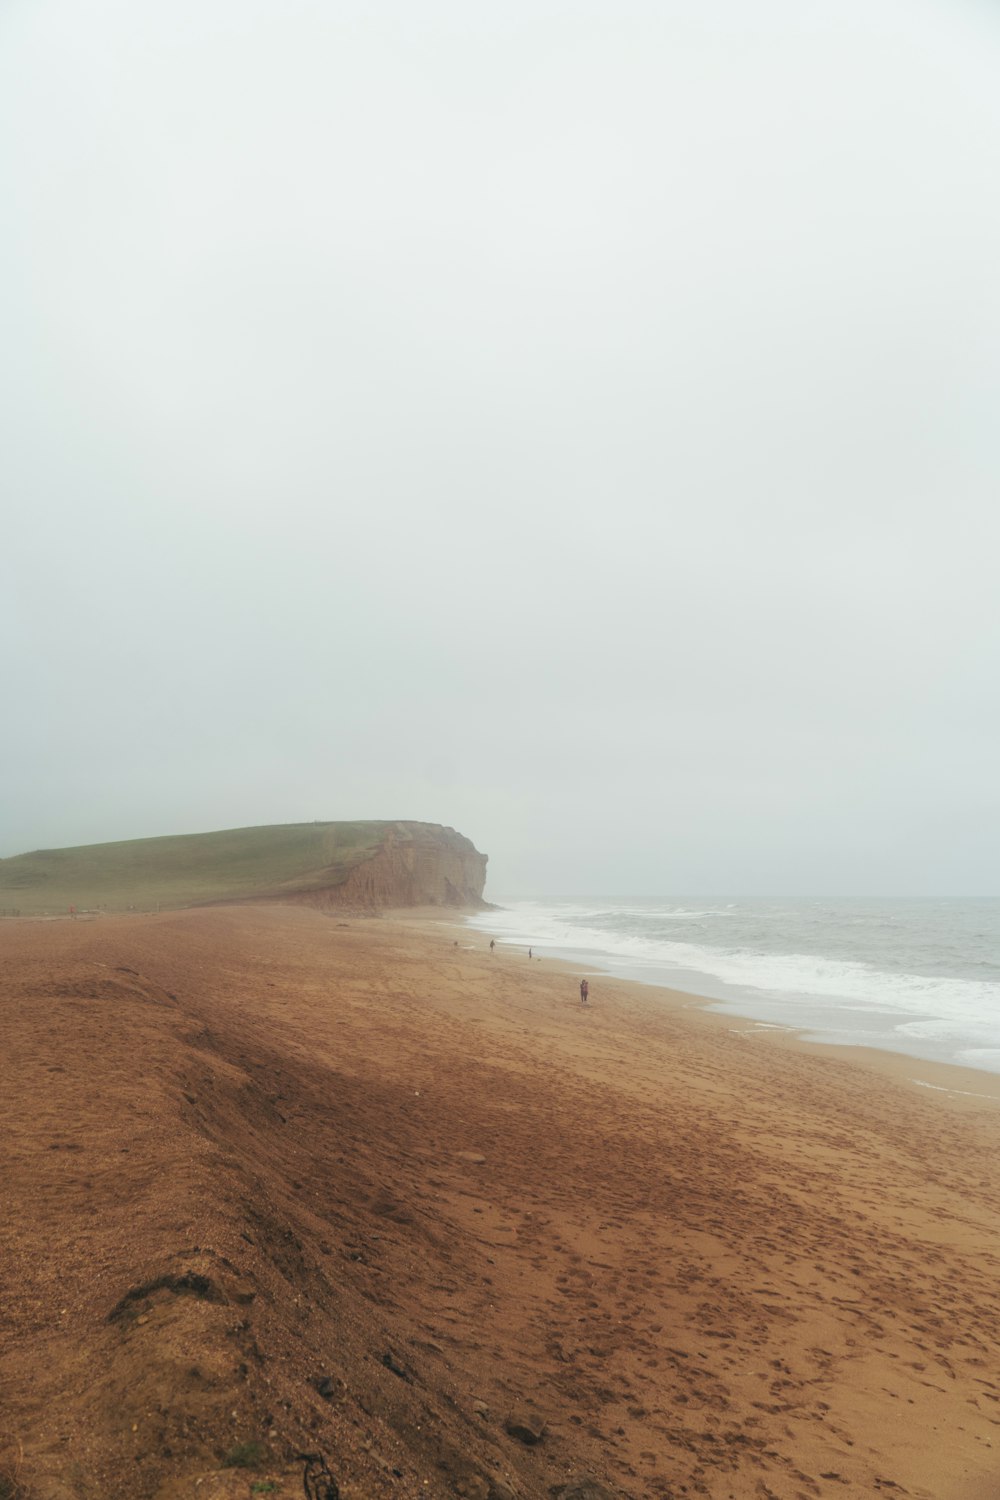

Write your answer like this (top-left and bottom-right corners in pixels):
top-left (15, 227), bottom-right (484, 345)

top-left (292, 822), bottom-right (488, 912)
top-left (0, 820), bottom-right (488, 916)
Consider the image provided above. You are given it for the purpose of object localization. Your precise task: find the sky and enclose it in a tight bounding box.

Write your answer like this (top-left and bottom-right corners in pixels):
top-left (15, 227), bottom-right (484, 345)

top-left (2, 0), bottom-right (999, 896)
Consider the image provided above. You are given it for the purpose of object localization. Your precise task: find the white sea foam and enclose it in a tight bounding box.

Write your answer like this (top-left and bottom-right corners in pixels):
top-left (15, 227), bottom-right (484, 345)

top-left (470, 905), bottom-right (994, 1018)
top-left (468, 897), bottom-right (1000, 1074)
top-left (912, 1079), bottom-right (999, 1100)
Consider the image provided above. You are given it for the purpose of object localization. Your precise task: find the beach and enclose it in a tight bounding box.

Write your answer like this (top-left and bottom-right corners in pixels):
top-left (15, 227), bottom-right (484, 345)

top-left (3, 904), bottom-right (1000, 1500)
top-left (467, 899), bottom-right (1000, 1076)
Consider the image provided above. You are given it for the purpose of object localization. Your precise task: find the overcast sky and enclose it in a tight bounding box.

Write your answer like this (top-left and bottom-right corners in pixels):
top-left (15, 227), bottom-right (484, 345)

top-left (2, 0), bottom-right (999, 896)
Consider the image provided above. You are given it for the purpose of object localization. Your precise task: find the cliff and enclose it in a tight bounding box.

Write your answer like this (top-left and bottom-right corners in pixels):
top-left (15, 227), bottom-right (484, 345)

top-left (285, 821), bottom-right (488, 912)
top-left (0, 821), bottom-right (489, 916)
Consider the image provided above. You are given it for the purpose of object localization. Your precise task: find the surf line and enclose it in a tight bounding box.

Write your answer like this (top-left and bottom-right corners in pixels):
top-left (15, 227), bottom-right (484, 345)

top-left (911, 1079), bottom-right (1000, 1102)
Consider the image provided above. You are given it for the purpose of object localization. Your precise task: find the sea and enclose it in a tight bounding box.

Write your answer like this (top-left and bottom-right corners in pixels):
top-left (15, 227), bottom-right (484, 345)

top-left (466, 897), bottom-right (1000, 1076)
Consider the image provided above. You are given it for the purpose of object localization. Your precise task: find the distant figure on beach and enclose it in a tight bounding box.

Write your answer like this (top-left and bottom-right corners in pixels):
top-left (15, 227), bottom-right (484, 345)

top-left (580, 978), bottom-right (589, 1004)
top-left (528, 948), bottom-right (532, 960)
top-left (490, 939), bottom-right (495, 953)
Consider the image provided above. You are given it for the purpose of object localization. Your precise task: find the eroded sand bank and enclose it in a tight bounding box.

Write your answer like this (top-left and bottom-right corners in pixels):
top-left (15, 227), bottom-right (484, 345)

top-left (2, 904), bottom-right (999, 1500)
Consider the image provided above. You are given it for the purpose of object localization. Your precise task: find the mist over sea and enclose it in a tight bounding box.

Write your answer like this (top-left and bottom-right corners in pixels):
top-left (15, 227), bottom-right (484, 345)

top-left (468, 898), bottom-right (1000, 1076)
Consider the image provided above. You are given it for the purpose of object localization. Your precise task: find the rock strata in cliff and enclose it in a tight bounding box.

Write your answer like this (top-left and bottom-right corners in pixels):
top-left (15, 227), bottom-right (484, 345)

top-left (292, 822), bottom-right (489, 912)
top-left (0, 820), bottom-right (489, 915)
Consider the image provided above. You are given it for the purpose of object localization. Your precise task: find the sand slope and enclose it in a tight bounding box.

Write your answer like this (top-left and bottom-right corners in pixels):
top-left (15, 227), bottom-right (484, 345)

top-left (2, 906), bottom-right (1000, 1500)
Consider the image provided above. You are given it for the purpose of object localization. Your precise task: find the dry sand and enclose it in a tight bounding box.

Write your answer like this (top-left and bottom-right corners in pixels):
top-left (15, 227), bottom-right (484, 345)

top-left (2, 904), bottom-right (1000, 1500)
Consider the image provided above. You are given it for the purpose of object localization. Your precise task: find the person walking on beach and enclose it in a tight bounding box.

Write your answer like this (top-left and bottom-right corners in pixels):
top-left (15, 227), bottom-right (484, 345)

top-left (528, 948), bottom-right (532, 960)
top-left (490, 939), bottom-right (495, 954)
top-left (580, 978), bottom-right (589, 1004)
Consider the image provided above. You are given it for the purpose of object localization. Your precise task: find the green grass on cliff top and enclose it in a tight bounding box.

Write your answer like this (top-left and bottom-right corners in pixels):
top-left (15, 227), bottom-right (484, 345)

top-left (0, 821), bottom-right (394, 915)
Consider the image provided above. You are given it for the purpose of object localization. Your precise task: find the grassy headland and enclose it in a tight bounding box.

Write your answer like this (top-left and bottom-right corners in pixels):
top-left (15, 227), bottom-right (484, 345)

top-left (0, 821), bottom-right (396, 915)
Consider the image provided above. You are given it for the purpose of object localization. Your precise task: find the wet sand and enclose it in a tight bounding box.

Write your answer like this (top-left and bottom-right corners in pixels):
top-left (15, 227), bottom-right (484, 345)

top-left (3, 903), bottom-right (1000, 1499)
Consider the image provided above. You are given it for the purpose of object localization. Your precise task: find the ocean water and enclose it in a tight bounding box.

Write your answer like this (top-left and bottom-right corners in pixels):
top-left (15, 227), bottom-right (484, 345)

top-left (466, 898), bottom-right (1000, 1075)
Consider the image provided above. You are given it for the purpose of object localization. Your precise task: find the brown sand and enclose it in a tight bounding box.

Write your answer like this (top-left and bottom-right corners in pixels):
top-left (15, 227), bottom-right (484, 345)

top-left (2, 904), bottom-right (1000, 1500)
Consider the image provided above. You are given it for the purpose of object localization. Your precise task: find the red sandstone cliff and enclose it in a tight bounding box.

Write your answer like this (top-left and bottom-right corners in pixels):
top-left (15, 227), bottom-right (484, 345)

top-left (286, 822), bottom-right (489, 912)
top-left (0, 821), bottom-right (489, 916)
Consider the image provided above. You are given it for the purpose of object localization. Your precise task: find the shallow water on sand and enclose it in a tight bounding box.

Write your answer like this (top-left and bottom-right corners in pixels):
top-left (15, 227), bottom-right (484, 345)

top-left (469, 897), bottom-right (1000, 1074)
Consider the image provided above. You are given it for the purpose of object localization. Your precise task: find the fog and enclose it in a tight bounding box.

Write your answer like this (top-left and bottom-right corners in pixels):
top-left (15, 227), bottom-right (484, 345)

top-left (2, 0), bottom-right (999, 895)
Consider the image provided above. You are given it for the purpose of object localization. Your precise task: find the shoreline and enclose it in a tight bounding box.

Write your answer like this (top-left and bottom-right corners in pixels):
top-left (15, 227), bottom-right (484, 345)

top-left (458, 903), bottom-right (1000, 1099)
top-left (5, 902), bottom-right (1000, 1498)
